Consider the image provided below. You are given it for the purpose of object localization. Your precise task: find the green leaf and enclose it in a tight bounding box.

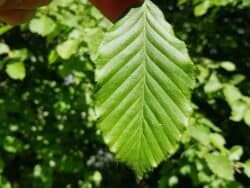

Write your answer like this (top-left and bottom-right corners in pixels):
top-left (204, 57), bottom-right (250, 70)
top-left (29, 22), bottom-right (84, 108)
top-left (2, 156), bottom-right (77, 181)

top-left (11, 49), bottom-right (29, 61)
top-left (209, 133), bottom-right (226, 149)
top-left (205, 154), bottom-right (234, 180)
top-left (230, 100), bottom-right (247, 122)
top-left (29, 17), bottom-right (56, 36)
top-left (48, 49), bottom-right (58, 65)
top-left (242, 0), bottom-right (250, 7)
top-left (223, 85), bottom-right (249, 122)
top-left (243, 108), bottom-right (250, 126)
top-left (229, 145), bottom-right (243, 161)
top-left (85, 28), bottom-right (104, 56)
top-left (33, 165), bottom-right (42, 177)
top-left (229, 74), bottom-right (245, 85)
top-left (223, 85), bottom-right (242, 104)
top-left (189, 125), bottom-right (210, 145)
top-left (0, 43), bottom-right (9, 55)
top-left (5, 61), bottom-right (26, 80)
top-left (243, 160), bottom-right (250, 178)
top-left (220, 61), bottom-right (236, 72)
top-left (91, 171), bottom-right (102, 186)
top-left (56, 39), bottom-right (79, 59)
top-left (194, 0), bottom-right (210, 16)
top-left (0, 176), bottom-right (11, 188)
top-left (204, 73), bottom-right (222, 93)
top-left (2, 136), bottom-right (23, 153)
top-left (95, 0), bottom-right (194, 179)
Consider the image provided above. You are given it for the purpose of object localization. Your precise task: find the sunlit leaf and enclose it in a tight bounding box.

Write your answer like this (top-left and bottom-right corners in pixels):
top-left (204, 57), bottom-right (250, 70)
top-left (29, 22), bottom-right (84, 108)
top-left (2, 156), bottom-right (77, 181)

top-left (244, 160), bottom-right (250, 178)
top-left (29, 17), bottom-right (56, 36)
top-left (5, 62), bottom-right (26, 80)
top-left (2, 136), bottom-right (23, 153)
top-left (205, 154), bottom-right (234, 181)
top-left (95, 0), bottom-right (194, 179)
top-left (244, 108), bottom-right (250, 126)
top-left (56, 39), bottom-right (79, 59)
top-left (229, 146), bottom-right (243, 161)
top-left (194, 0), bottom-right (210, 16)
top-left (204, 73), bottom-right (222, 93)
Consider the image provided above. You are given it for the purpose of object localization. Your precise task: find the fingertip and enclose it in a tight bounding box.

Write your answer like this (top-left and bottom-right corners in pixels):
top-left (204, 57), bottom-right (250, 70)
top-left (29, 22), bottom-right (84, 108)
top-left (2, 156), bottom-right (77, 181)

top-left (0, 9), bottom-right (36, 25)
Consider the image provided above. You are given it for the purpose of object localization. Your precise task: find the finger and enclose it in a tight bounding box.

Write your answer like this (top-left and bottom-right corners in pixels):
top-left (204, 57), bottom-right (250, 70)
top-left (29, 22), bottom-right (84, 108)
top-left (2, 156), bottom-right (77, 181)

top-left (0, 9), bottom-right (36, 25)
top-left (90, 0), bottom-right (143, 22)
top-left (0, 0), bottom-right (51, 10)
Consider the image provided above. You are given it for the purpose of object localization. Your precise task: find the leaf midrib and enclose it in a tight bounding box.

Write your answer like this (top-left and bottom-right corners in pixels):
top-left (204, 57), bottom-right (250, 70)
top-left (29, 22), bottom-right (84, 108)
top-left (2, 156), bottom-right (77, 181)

top-left (136, 0), bottom-right (149, 170)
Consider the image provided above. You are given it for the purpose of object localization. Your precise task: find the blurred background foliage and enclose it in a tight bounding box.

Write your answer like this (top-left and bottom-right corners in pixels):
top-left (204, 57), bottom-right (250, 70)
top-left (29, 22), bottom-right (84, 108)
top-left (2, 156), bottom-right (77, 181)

top-left (0, 0), bottom-right (249, 187)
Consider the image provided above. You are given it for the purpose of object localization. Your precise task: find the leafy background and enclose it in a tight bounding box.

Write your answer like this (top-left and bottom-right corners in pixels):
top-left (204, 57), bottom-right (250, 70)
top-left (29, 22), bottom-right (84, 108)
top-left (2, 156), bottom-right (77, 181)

top-left (0, 0), bottom-right (250, 187)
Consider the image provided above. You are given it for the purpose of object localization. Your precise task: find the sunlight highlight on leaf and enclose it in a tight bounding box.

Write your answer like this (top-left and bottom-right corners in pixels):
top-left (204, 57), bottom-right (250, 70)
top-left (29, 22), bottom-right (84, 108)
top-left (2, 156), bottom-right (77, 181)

top-left (95, 0), bottom-right (194, 180)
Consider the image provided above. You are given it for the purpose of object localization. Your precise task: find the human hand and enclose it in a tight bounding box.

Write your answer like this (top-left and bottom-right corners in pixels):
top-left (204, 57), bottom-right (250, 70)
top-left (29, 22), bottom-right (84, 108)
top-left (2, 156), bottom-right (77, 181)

top-left (90, 0), bottom-right (143, 22)
top-left (0, 0), bottom-right (51, 25)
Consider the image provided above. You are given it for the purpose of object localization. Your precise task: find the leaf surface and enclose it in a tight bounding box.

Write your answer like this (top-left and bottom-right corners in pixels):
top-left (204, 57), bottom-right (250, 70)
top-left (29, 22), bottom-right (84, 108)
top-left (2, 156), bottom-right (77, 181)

top-left (6, 61), bottom-right (26, 80)
top-left (95, 0), bottom-right (194, 179)
top-left (205, 154), bottom-right (234, 181)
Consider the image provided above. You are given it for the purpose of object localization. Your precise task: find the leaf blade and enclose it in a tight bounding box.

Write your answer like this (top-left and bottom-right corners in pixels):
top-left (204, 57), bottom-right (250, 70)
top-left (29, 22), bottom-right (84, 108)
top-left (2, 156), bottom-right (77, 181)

top-left (95, 0), bottom-right (194, 179)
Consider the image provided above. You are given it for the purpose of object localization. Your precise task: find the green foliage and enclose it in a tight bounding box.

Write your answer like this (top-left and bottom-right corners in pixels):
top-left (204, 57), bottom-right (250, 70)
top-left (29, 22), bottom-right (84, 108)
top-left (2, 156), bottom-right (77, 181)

top-left (244, 160), bottom-right (250, 177)
top-left (5, 62), bottom-right (26, 80)
top-left (0, 0), bottom-right (249, 187)
top-left (96, 0), bottom-right (194, 179)
top-left (205, 154), bottom-right (234, 180)
top-left (0, 0), bottom-right (107, 187)
top-left (179, 0), bottom-right (250, 16)
top-left (29, 17), bottom-right (57, 36)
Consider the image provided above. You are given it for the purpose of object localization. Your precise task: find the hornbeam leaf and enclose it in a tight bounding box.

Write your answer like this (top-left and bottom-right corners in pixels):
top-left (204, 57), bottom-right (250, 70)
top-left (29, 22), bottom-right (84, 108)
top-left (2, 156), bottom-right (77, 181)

top-left (95, 0), bottom-right (194, 180)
